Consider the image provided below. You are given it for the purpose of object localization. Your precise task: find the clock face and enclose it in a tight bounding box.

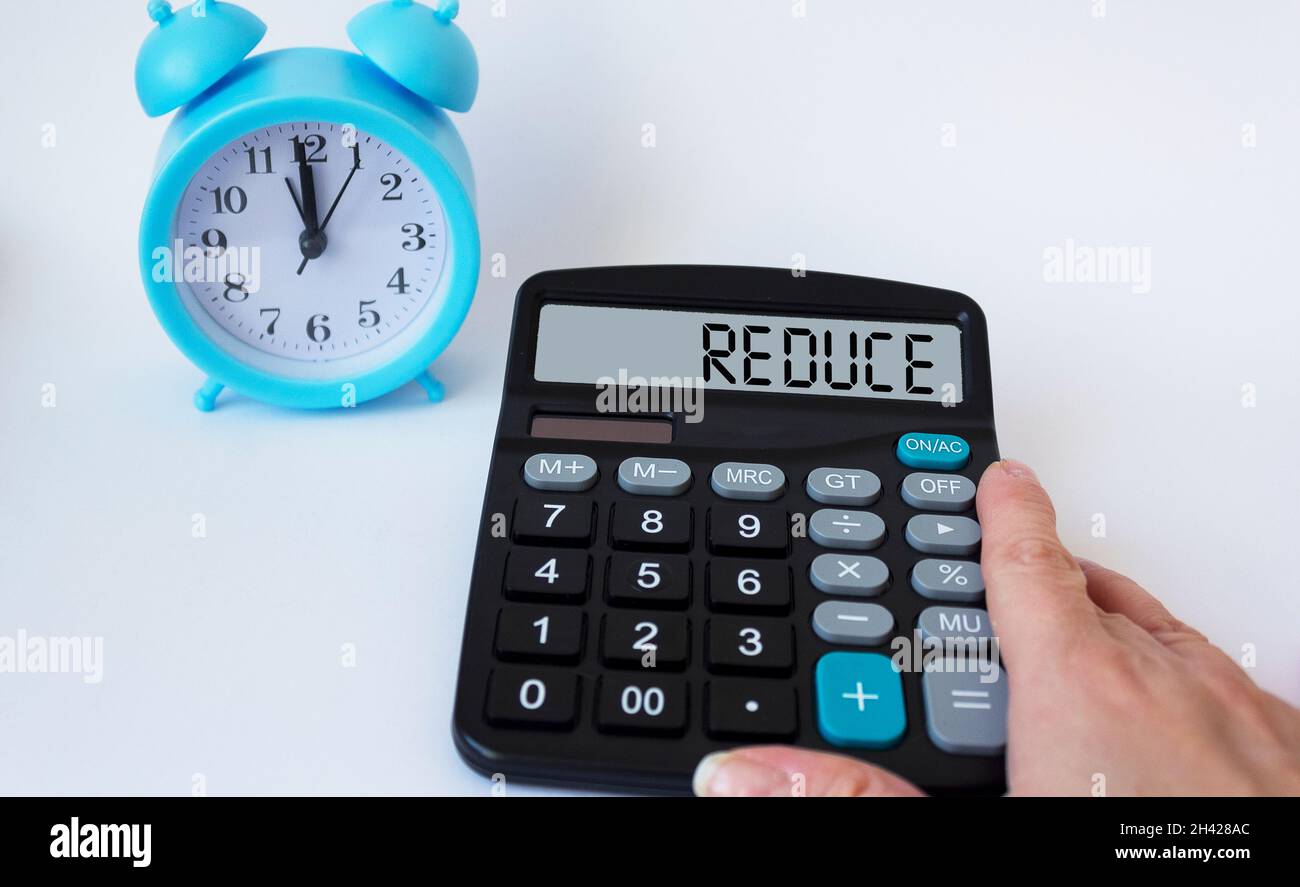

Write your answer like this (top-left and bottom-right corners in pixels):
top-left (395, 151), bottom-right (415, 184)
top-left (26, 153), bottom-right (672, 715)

top-left (171, 121), bottom-right (449, 373)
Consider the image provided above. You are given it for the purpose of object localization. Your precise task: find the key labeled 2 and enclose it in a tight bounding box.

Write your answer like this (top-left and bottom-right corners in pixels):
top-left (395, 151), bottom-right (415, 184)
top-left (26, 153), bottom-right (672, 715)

top-left (601, 612), bottom-right (689, 670)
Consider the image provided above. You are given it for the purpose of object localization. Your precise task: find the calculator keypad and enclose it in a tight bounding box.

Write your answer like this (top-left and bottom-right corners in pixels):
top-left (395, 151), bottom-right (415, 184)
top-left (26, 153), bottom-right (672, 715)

top-left (486, 667), bottom-right (580, 729)
top-left (900, 472), bottom-right (976, 512)
top-left (495, 607), bottom-right (585, 663)
top-left (904, 514), bottom-right (981, 556)
top-left (597, 676), bottom-right (689, 735)
top-left (523, 453), bottom-right (599, 492)
top-left (707, 504), bottom-right (788, 555)
top-left (706, 680), bottom-right (798, 740)
top-left (805, 468), bottom-right (882, 507)
top-left (809, 509), bottom-right (886, 550)
top-left (606, 554), bottom-right (691, 608)
top-left (808, 553), bottom-right (889, 597)
top-left (611, 502), bottom-right (692, 551)
top-left (921, 662), bottom-right (1008, 756)
top-left (811, 600), bottom-right (895, 646)
top-left (706, 617), bottom-right (795, 675)
top-left (477, 437), bottom-right (999, 784)
top-left (911, 558), bottom-right (985, 602)
top-left (617, 457), bottom-right (692, 496)
top-left (601, 612), bottom-right (690, 670)
top-left (710, 462), bottom-right (786, 501)
top-left (512, 495), bottom-right (594, 546)
top-left (504, 550), bottom-right (590, 603)
top-left (706, 560), bottom-right (791, 613)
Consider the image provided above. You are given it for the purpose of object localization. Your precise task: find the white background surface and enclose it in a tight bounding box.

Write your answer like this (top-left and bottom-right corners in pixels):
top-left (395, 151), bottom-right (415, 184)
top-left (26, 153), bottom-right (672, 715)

top-left (1, 0), bottom-right (1297, 796)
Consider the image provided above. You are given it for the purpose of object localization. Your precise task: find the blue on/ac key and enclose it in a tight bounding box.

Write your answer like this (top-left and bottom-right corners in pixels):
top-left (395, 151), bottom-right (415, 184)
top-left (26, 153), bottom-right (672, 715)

top-left (815, 652), bottom-right (906, 749)
top-left (896, 432), bottom-right (970, 470)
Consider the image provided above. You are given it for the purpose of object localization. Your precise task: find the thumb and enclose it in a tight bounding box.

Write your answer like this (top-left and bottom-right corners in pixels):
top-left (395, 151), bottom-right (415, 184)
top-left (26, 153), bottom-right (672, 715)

top-left (975, 459), bottom-right (1096, 666)
top-left (693, 746), bottom-right (926, 797)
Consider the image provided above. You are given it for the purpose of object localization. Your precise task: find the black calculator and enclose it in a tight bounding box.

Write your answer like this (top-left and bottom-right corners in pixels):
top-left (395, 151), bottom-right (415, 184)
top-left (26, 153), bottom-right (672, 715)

top-left (452, 266), bottom-right (1005, 794)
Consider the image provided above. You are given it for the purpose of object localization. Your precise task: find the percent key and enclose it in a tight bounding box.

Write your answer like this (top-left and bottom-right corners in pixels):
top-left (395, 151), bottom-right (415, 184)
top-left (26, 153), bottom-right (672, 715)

top-left (911, 559), bottom-right (985, 603)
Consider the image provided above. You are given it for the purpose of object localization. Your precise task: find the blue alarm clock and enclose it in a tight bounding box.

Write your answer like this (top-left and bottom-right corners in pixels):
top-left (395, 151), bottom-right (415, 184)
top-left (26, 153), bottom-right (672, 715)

top-left (135, 0), bottom-right (480, 410)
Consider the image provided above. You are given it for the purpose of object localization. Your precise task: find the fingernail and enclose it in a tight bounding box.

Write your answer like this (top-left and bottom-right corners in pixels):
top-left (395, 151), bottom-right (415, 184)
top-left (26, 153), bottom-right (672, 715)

top-left (998, 458), bottom-right (1037, 480)
top-left (693, 751), bottom-right (790, 797)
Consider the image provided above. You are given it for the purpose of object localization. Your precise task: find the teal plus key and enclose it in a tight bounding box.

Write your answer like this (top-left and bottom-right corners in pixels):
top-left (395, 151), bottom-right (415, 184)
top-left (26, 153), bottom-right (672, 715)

top-left (896, 432), bottom-right (971, 470)
top-left (814, 652), bottom-right (906, 749)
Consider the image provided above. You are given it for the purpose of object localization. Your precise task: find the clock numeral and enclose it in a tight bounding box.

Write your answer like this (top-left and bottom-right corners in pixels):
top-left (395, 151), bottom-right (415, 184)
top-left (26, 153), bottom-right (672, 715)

top-left (211, 186), bottom-right (247, 215)
top-left (259, 307), bottom-right (281, 335)
top-left (290, 134), bottom-right (327, 164)
top-left (201, 228), bottom-right (227, 257)
top-left (307, 313), bottom-right (331, 343)
top-left (380, 173), bottom-right (403, 200)
top-left (401, 223), bottom-right (428, 251)
top-left (386, 268), bottom-right (409, 295)
top-left (358, 300), bottom-right (380, 329)
top-left (244, 146), bottom-right (274, 175)
top-left (223, 273), bottom-right (249, 303)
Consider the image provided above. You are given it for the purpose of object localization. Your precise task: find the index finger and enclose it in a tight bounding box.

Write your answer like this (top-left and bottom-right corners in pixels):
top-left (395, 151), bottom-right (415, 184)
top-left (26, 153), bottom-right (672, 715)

top-left (975, 459), bottom-right (1097, 665)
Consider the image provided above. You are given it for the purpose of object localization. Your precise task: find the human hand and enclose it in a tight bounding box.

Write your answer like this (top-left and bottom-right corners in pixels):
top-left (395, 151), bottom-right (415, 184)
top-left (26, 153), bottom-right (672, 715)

top-left (693, 459), bottom-right (1300, 797)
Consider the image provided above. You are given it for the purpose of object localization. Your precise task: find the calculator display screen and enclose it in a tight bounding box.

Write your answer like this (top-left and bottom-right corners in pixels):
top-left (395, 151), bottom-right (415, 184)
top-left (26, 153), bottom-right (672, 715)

top-left (534, 304), bottom-right (963, 402)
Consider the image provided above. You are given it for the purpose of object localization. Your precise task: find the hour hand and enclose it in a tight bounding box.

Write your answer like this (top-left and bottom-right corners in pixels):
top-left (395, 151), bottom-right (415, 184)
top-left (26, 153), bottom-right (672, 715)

top-left (294, 142), bottom-right (322, 234)
top-left (292, 142), bottom-right (326, 274)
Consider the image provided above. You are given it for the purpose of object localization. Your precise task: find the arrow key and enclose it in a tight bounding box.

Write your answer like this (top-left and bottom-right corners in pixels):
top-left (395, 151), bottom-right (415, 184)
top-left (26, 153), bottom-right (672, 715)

top-left (905, 514), bottom-right (981, 556)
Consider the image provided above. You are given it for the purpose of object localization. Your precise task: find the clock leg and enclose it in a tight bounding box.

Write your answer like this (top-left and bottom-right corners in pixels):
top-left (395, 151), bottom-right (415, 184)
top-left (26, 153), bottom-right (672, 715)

top-left (415, 370), bottom-right (445, 404)
top-left (194, 378), bottom-right (225, 412)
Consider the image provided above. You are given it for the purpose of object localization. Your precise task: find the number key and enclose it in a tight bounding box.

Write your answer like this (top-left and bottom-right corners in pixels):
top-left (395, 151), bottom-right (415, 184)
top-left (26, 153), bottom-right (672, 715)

top-left (605, 554), bottom-right (690, 609)
top-left (601, 612), bottom-right (689, 670)
top-left (485, 667), bottom-right (579, 729)
top-left (706, 616), bottom-right (794, 675)
top-left (512, 496), bottom-right (593, 546)
top-left (706, 560), bottom-right (791, 613)
top-left (596, 675), bottom-right (688, 735)
top-left (495, 606), bottom-right (584, 664)
top-left (504, 550), bottom-right (589, 603)
top-left (611, 501), bottom-right (692, 551)
top-left (708, 504), bottom-right (787, 556)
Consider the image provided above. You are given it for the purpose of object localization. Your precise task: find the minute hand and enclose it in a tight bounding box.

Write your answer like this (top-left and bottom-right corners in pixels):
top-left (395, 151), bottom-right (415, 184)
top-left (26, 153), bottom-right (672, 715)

top-left (318, 160), bottom-right (359, 233)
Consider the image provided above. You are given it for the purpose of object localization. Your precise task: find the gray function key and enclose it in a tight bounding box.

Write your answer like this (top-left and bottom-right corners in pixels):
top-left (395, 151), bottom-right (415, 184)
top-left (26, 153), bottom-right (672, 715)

top-left (523, 453), bottom-right (598, 492)
top-left (812, 601), bottom-right (895, 647)
top-left (809, 554), bottom-right (889, 597)
top-left (918, 607), bottom-right (993, 644)
top-left (810, 510), bottom-right (886, 551)
top-left (901, 473), bottom-right (975, 512)
top-left (711, 462), bottom-right (786, 501)
top-left (617, 457), bottom-right (692, 496)
top-left (922, 662), bottom-right (1008, 756)
top-left (905, 514), bottom-right (981, 556)
top-left (911, 559), bottom-right (985, 602)
top-left (806, 468), bottom-right (881, 507)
